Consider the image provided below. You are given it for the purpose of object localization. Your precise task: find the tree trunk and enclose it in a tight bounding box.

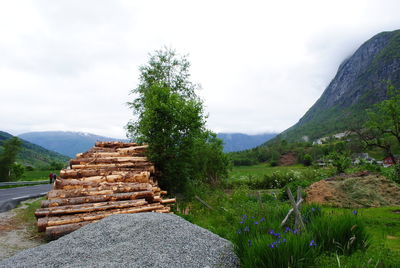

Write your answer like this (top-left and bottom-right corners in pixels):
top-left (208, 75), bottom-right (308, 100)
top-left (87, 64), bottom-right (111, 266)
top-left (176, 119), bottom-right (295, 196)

top-left (45, 220), bottom-right (98, 239)
top-left (41, 191), bottom-right (154, 208)
top-left (35, 199), bottom-right (148, 217)
top-left (69, 156), bottom-right (148, 165)
top-left (55, 180), bottom-right (152, 190)
top-left (47, 184), bottom-right (153, 199)
top-left (38, 203), bottom-right (164, 231)
top-left (71, 162), bottom-right (152, 169)
top-left (60, 168), bottom-right (154, 179)
top-left (95, 141), bottom-right (139, 148)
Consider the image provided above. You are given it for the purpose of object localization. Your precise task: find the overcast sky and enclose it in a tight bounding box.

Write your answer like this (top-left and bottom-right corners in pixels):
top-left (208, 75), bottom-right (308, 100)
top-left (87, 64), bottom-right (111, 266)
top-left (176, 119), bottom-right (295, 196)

top-left (1, 0), bottom-right (399, 139)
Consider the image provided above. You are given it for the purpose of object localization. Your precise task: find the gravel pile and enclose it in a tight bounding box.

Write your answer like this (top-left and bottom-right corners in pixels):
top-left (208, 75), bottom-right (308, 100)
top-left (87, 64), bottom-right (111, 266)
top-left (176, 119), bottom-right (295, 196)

top-left (0, 213), bottom-right (239, 268)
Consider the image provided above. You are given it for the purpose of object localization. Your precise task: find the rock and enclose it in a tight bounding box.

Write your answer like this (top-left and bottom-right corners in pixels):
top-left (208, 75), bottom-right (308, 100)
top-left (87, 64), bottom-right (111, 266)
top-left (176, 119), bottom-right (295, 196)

top-left (0, 213), bottom-right (239, 268)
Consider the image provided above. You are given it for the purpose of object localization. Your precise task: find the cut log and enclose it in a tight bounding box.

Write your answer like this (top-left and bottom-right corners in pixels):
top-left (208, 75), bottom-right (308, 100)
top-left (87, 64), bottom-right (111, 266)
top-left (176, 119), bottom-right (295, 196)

top-left (161, 198), bottom-right (176, 204)
top-left (35, 199), bottom-right (148, 217)
top-left (41, 191), bottom-right (154, 208)
top-left (155, 207), bottom-right (171, 213)
top-left (69, 156), bottom-right (148, 165)
top-left (47, 183), bottom-right (153, 199)
top-left (71, 162), bottom-right (152, 169)
top-left (55, 180), bottom-right (151, 190)
top-left (60, 168), bottom-right (154, 179)
top-left (58, 172), bottom-right (150, 185)
top-left (95, 141), bottom-right (139, 148)
top-left (116, 145), bottom-right (148, 154)
top-left (38, 203), bottom-right (164, 231)
top-left (46, 220), bottom-right (98, 238)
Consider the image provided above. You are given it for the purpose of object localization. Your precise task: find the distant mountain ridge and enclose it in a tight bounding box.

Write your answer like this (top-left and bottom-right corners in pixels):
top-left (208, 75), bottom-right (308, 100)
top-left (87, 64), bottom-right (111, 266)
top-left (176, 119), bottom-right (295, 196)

top-left (0, 131), bottom-right (69, 167)
top-left (18, 131), bottom-right (128, 158)
top-left (278, 29), bottom-right (400, 142)
top-left (217, 132), bottom-right (277, 152)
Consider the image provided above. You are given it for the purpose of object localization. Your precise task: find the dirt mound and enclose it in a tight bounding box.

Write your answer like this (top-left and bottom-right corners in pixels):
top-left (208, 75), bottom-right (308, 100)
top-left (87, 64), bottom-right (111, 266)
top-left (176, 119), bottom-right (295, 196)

top-left (305, 173), bottom-right (400, 208)
top-left (279, 152), bottom-right (297, 166)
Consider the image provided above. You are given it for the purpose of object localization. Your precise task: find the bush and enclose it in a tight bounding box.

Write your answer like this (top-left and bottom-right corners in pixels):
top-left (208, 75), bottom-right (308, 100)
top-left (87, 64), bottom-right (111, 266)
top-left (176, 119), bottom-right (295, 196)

top-left (279, 180), bottom-right (313, 201)
top-left (328, 151), bottom-right (352, 174)
top-left (269, 160), bottom-right (278, 167)
top-left (302, 154), bottom-right (312, 166)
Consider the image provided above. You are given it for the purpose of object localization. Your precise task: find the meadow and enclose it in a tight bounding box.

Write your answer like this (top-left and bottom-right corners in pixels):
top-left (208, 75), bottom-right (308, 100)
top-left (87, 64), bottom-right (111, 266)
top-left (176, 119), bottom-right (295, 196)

top-left (176, 164), bottom-right (400, 267)
top-left (19, 170), bottom-right (60, 181)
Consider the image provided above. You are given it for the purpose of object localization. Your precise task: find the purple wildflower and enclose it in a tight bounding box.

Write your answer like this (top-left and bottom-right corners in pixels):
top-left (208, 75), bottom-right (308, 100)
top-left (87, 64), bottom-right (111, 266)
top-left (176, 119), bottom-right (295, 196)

top-left (244, 226), bottom-right (249, 232)
top-left (260, 217), bottom-right (265, 222)
top-left (268, 229), bottom-right (275, 235)
top-left (293, 229), bottom-right (300, 234)
top-left (309, 240), bottom-right (317, 247)
top-left (254, 221), bottom-right (259, 225)
top-left (284, 227), bottom-right (291, 233)
top-left (236, 229), bottom-right (242, 234)
top-left (353, 210), bottom-right (358, 215)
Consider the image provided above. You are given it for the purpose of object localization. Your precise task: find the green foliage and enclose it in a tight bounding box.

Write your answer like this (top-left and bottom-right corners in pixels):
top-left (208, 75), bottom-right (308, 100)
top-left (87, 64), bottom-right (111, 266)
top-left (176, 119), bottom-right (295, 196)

top-left (302, 154), bottom-right (312, 166)
top-left (126, 48), bottom-right (229, 192)
top-left (11, 163), bottom-right (25, 180)
top-left (47, 161), bottom-right (65, 170)
top-left (192, 132), bottom-right (231, 185)
top-left (0, 137), bottom-right (22, 181)
top-left (327, 151), bottom-right (352, 174)
top-left (0, 131), bottom-right (69, 168)
top-left (228, 165), bottom-right (334, 190)
top-left (176, 181), bottom-right (400, 267)
top-left (233, 206), bottom-right (369, 267)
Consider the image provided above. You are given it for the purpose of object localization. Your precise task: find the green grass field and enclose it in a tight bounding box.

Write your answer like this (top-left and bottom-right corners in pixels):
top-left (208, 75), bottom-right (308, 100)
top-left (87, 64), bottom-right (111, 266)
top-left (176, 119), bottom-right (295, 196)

top-left (20, 170), bottom-right (60, 181)
top-left (230, 164), bottom-right (315, 179)
top-left (177, 164), bottom-right (400, 266)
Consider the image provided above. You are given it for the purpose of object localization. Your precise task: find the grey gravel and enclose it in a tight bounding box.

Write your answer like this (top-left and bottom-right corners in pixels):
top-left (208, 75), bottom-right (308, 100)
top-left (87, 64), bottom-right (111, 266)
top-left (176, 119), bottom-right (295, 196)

top-left (0, 213), bottom-right (239, 268)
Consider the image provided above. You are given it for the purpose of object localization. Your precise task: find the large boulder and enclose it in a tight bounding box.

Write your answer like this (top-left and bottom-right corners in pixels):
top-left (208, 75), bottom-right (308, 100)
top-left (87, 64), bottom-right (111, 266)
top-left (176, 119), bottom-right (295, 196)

top-left (0, 213), bottom-right (238, 268)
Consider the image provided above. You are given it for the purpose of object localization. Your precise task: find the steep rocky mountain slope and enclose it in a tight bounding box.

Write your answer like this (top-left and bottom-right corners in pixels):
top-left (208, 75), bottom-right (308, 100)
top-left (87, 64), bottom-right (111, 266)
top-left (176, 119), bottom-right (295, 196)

top-left (0, 131), bottom-right (69, 167)
top-left (279, 29), bottom-right (400, 142)
top-left (18, 131), bottom-right (127, 158)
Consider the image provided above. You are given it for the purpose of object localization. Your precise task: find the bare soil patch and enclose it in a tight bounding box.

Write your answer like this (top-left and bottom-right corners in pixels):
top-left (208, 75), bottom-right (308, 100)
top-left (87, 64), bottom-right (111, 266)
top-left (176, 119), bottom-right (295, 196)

top-left (305, 173), bottom-right (400, 208)
top-left (279, 152), bottom-right (297, 166)
top-left (0, 198), bottom-right (46, 260)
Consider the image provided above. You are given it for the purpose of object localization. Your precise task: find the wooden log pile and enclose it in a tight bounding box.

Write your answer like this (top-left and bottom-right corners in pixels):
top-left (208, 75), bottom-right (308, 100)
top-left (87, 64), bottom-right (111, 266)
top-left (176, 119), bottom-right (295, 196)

top-left (35, 141), bottom-right (175, 238)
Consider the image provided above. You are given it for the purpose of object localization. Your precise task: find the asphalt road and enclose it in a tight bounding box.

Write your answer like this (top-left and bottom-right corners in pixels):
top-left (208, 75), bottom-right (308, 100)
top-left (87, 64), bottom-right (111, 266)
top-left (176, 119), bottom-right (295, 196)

top-left (0, 184), bottom-right (52, 212)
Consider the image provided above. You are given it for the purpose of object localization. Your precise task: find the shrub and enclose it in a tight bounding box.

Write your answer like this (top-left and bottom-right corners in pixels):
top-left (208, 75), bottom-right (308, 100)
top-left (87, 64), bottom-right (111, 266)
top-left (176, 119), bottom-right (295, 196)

top-left (279, 180), bottom-right (313, 200)
top-left (302, 154), bottom-right (313, 166)
top-left (270, 160), bottom-right (278, 167)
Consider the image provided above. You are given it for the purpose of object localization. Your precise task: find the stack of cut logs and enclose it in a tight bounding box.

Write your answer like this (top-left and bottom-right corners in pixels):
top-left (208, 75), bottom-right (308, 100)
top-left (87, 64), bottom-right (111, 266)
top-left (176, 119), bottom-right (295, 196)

top-left (35, 141), bottom-right (175, 238)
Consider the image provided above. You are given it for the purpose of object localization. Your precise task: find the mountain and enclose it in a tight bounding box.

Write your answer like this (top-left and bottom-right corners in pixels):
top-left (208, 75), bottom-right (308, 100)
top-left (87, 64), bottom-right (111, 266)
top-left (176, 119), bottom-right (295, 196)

top-left (18, 131), bottom-right (128, 157)
top-left (217, 132), bottom-right (277, 152)
top-left (279, 29), bottom-right (400, 142)
top-left (0, 131), bottom-right (69, 167)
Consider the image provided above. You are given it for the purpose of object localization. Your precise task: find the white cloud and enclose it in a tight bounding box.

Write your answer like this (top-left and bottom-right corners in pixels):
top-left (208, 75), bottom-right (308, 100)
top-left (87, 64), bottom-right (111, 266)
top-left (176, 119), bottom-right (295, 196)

top-left (0, 0), bottom-right (399, 138)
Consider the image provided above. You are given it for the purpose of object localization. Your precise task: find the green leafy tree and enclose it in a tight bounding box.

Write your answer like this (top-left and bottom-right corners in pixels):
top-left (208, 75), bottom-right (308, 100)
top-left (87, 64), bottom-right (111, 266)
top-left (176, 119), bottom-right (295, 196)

top-left (328, 151), bottom-right (351, 174)
top-left (126, 48), bottom-right (229, 192)
top-left (354, 84), bottom-right (400, 181)
top-left (0, 137), bottom-right (22, 181)
top-left (11, 163), bottom-right (25, 180)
